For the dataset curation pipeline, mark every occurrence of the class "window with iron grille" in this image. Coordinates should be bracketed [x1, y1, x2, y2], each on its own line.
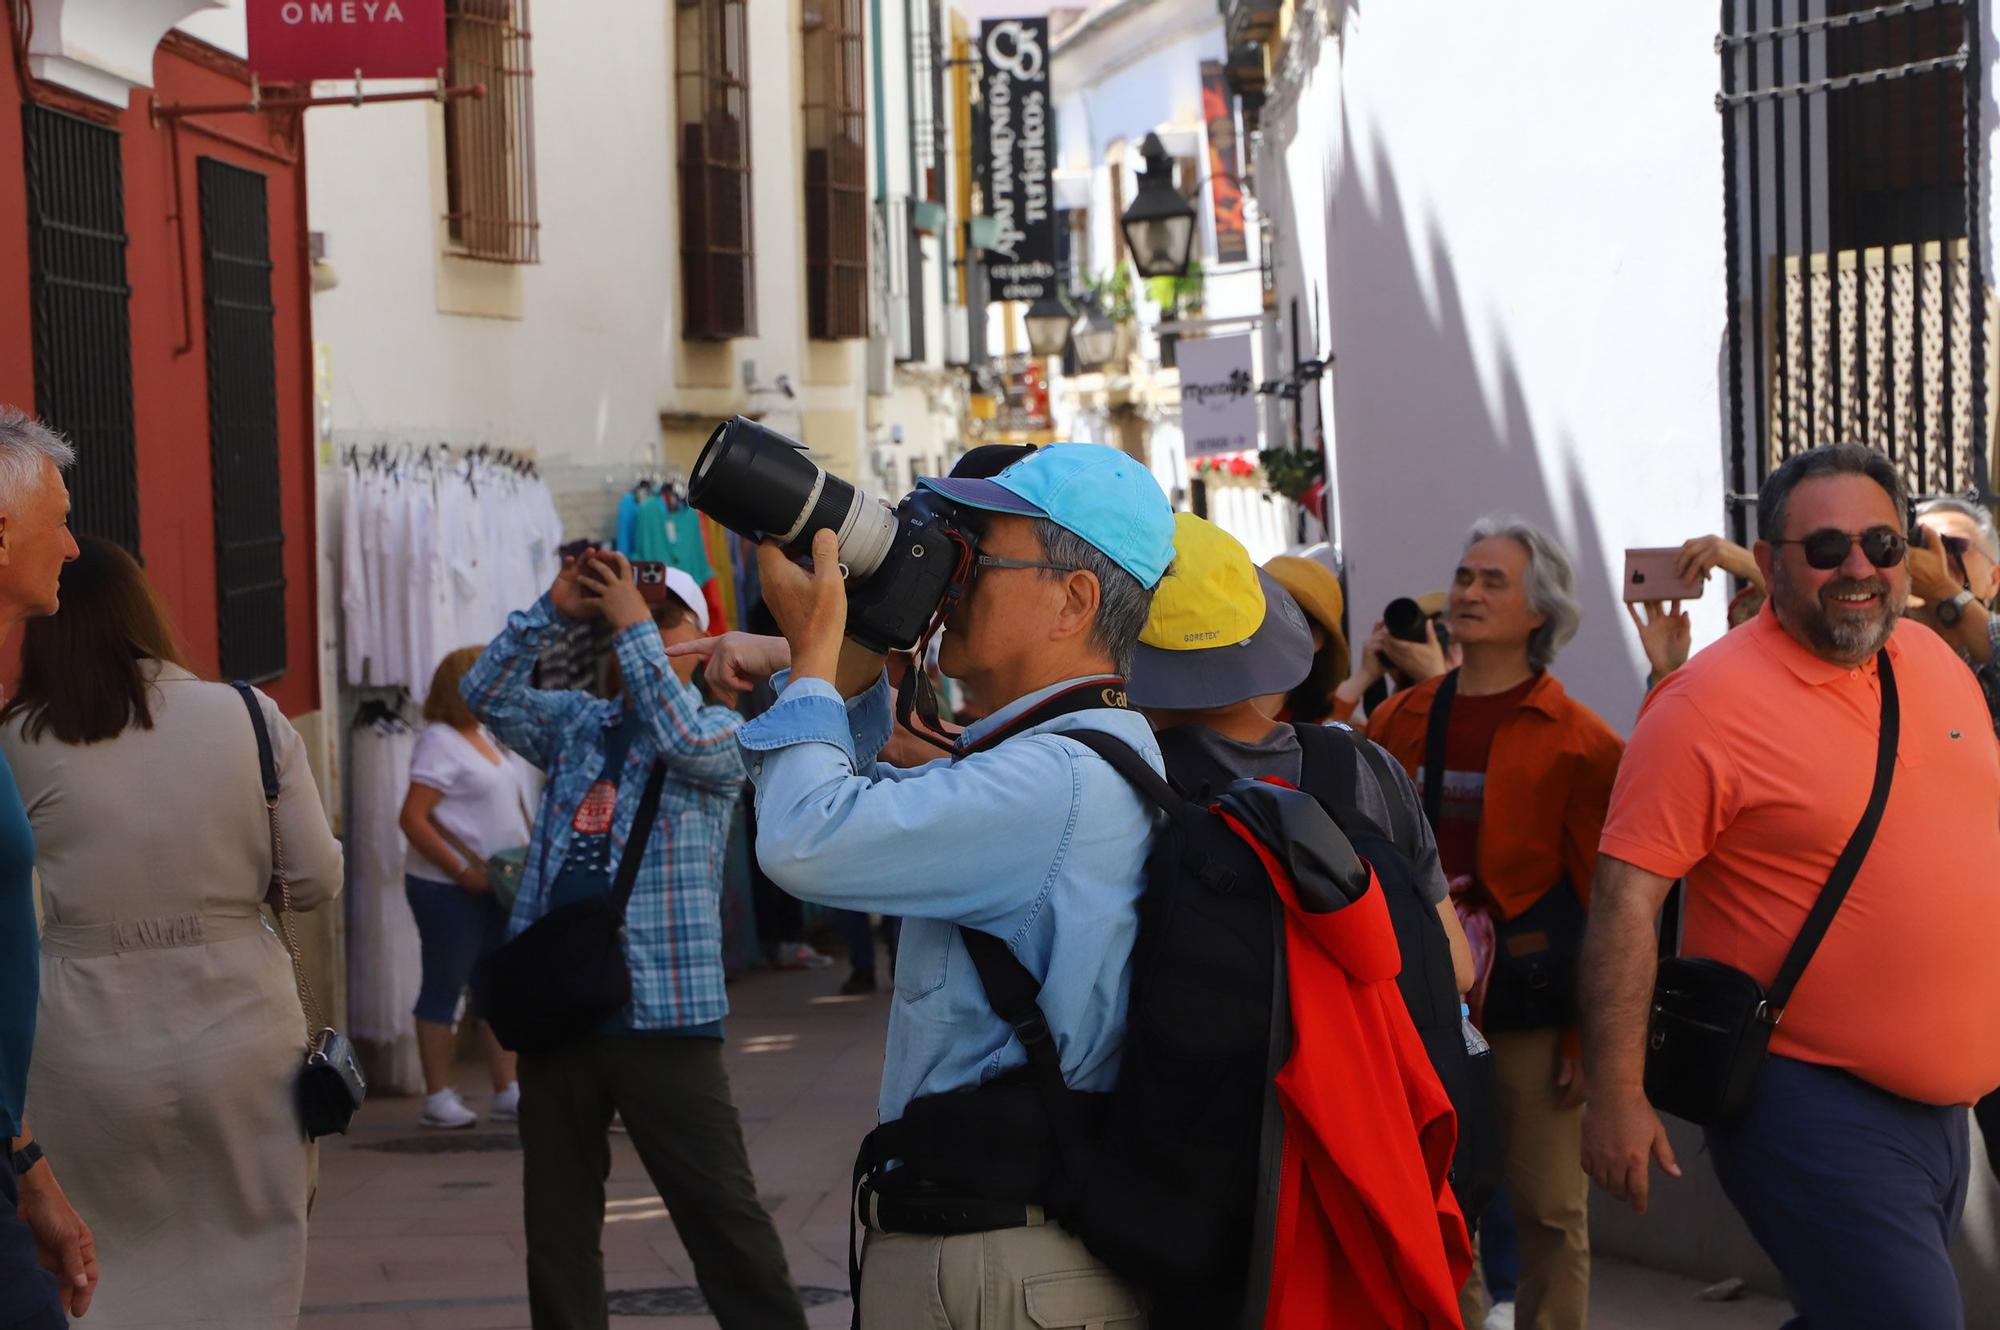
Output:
[678, 0, 756, 340]
[200, 158, 288, 684]
[1719, 0, 1988, 538]
[23, 106, 140, 553]
[805, 0, 866, 340]
[444, 0, 539, 264]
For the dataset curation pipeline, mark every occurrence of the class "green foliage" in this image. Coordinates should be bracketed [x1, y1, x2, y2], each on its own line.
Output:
[1146, 257, 1206, 318]
[1086, 266, 1137, 324]
[1258, 445, 1323, 502]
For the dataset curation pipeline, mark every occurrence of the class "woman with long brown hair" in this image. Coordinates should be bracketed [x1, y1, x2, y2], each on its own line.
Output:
[0, 536, 343, 1327]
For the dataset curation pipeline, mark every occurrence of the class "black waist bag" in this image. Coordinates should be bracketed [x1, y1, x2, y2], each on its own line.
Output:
[1421, 670, 1585, 1033]
[479, 762, 666, 1055]
[1645, 649, 1897, 1125]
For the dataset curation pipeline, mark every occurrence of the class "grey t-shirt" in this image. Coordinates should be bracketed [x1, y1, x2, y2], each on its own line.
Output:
[1158, 722, 1449, 906]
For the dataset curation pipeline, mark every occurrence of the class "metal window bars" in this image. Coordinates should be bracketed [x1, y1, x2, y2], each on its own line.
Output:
[1719, 0, 1990, 542]
[805, 0, 868, 340]
[199, 157, 289, 685]
[444, 0, 540, 264]
[23, 105, 143, 554]
[678, 0, 757, 340]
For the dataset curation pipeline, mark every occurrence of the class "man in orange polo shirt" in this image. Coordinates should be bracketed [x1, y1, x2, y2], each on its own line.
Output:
[1581, 445, 2000, 1328]
[1368, 516, 1623, 1330]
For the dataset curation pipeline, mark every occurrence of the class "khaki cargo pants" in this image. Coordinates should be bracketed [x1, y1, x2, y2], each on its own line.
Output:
[859, 1210, 1147, 1329]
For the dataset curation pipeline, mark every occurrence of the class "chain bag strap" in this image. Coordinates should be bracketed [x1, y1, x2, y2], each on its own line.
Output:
[233, 683, 366, 1136]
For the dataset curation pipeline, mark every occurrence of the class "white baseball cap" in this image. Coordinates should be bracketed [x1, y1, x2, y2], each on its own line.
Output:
[662, 566, 708, 632]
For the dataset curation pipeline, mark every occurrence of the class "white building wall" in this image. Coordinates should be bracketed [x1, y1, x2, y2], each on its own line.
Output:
[1261, 0, 1729, 732]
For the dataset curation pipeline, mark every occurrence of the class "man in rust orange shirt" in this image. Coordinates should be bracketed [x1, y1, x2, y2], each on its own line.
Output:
[1368, 516, 1623, 1330]
[1582, 445, 2000, 1328]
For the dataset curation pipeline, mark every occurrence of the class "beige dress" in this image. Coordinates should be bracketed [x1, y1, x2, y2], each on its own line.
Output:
[1, 662, 344, 1329]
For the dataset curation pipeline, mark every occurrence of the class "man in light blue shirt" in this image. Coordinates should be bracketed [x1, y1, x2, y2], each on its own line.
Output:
[711, 444, 1174, 1328]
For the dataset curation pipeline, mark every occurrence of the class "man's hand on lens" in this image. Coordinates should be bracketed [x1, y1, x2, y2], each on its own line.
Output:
[1580, 1086, 1681, 1214]
[758, 531, 849, 683]
[578, 551, 651, 631]
[17, 1162, 97, 1316]
[1379, 619, 1450, 682]
[549, 554, 597, 622]
[1906, 528, 1962, 610]
[664, 632, 793, 692]
[1627, 600, 1691, 681]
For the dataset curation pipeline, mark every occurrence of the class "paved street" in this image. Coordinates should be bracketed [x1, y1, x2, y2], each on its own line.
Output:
[301, 965, 1789, 1330]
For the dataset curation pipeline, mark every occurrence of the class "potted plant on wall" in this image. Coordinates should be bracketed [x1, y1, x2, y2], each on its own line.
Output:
[1146, 256, 1205, 369]
[1087, 266, 1138, 369]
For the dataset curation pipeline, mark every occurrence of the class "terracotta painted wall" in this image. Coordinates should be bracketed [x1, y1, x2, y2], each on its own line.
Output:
[0, 22, 319, 716]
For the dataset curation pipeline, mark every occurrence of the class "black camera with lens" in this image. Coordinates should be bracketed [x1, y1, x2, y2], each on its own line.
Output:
[690, 417, 971, 653]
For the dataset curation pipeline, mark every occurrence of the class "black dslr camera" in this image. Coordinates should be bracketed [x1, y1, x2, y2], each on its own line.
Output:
[689, 417, 972, 653]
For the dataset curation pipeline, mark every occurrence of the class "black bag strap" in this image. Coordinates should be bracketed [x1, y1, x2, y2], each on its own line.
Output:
[1763, 649, 1898, 1021]
[1299, 722, 1414, 847]
[237, 680, 280, 799]
[1058, 727, 1183, 815]
[610, 761, 670, 917]
[1292, 721, 1364, 825]
[1421, 670, 1459, 827]
[232, 682, 322, 1045]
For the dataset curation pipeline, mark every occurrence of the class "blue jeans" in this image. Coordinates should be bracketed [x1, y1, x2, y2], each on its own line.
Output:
[1706, 1055, 1970, 1330]
[406, 874, 508, 1025]
[0, 1150, 64, 1330]
[1480, 1188, 1522, 1304]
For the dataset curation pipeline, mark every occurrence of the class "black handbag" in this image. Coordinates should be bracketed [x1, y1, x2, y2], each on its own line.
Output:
[1644, 649, 1899, 1125]
[477, 760, 668, 1055]
[233, 683, 368, 1140]
[1422, 670, 1585, 1032]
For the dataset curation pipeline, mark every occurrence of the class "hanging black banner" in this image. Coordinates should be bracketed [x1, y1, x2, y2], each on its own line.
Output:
[979, 17, 1057, 303]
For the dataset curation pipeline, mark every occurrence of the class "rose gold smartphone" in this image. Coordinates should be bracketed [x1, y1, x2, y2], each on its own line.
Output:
[1622, 548, 1704, 603]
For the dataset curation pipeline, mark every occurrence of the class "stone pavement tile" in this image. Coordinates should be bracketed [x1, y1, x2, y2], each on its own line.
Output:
[1589, 1254, 1788, 1328]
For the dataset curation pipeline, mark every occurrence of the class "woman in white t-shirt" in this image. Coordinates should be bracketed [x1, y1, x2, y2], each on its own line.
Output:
[399, 646, 534, 1128]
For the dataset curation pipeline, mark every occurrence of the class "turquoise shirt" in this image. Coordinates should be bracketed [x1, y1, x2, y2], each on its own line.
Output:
[738, 674, 1162, 1123]
[0, 750, 36, 1138]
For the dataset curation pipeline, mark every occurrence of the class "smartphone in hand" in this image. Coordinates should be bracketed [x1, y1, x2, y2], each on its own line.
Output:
[1622, 548, 1704, 603]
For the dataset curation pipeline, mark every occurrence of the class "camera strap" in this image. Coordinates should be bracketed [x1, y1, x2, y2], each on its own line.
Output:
[956, 677, 1130, 756]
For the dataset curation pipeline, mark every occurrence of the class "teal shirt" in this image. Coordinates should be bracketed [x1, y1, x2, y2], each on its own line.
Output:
[0, 750, 37, 1138]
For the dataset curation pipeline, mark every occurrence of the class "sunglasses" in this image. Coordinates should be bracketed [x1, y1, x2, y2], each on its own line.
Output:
[1768, 526, 1908, 571]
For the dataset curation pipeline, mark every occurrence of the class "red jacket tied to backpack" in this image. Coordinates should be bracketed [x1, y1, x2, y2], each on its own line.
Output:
[1222, 812, 1474, 1328]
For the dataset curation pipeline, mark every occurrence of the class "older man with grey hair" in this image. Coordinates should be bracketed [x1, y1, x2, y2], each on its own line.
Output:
[1363, 514, 1623, 1330]
[0, 406, 91, 1327]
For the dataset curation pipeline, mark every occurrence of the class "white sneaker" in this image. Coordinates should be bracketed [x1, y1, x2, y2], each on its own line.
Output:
[420, 1088, 479, 1129]
[773, 942, 834, 971]
[1484, 1302, 1516, 1330]
[489, 1083, 520, 1122]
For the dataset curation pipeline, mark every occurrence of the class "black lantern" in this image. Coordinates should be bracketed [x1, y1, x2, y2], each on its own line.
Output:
[1071, 297, 1118, 371]
[1023, 293, 1074, 358]
[1119, 132, 1198, 280]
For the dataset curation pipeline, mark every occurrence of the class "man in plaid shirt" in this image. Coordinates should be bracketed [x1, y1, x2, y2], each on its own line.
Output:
[463, 550, 805, 1330]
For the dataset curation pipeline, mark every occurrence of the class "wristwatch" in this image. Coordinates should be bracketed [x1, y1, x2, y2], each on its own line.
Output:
[1937, 589, 1976, 626]
[10, 1140, 43, 1177]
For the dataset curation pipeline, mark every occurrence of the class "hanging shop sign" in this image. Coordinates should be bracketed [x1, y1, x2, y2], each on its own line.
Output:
[1178, 334, 1260, 457]
[979, 17, 1058, 303]
[1200, 60, 1249, 264]
[248, 0, 447, 82]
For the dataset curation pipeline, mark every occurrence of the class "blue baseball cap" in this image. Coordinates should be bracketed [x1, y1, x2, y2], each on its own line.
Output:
[919, 443, 1176, 588]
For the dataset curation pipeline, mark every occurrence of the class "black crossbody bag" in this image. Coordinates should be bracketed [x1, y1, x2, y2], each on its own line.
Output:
[234, 683, 367, 1139]
[1645, 650, 1898, 1125]
[478, 760, 667, 1055]
[1423, 670, 1587, 1032]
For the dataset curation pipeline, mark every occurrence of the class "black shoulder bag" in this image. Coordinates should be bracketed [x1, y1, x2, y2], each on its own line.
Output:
[234, 683, 368, 1139]
[478, 760, 668, 1055]
[1645, 650, 1898, 1125]
[1422, 670, 1587, 1031]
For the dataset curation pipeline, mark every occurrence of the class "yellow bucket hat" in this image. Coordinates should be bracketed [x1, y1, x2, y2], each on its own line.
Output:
[1128, 514, 1315, 709]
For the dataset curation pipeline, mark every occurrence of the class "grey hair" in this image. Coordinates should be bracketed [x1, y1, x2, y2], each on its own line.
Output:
[1757, 444, 1907, 543]
[1032, 518, 1154, 675]
[0, 407, 74, 511]
[1915, 497, 2000, 561]
[1464, 513, 1581, 672]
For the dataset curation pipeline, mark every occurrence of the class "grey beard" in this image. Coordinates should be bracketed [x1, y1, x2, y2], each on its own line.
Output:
[1770, 561, 1905, 666]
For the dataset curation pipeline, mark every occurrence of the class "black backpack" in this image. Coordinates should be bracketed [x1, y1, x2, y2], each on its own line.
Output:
[1289, 723, 1502, 1227]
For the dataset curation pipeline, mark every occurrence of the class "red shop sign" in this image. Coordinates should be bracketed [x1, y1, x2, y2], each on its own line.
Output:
[247, 0, 447, 82]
